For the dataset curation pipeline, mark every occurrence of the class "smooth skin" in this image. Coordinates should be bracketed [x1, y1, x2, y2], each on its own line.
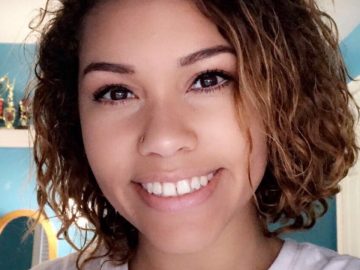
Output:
[78, 0, 282, 269]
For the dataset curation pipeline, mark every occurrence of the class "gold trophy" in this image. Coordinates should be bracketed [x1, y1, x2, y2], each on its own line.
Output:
[2, 76, 16, 129]
[0, 75, 9, 125]
[0, 97, 4, 122]
[19, 98, 30, 128]
[0, 75, 16, 128]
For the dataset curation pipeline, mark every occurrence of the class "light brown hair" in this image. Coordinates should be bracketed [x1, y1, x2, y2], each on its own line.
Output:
[30, 0, 358, 268]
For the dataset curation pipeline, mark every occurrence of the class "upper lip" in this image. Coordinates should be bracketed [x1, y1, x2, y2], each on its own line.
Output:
[133, 168, 219, 184]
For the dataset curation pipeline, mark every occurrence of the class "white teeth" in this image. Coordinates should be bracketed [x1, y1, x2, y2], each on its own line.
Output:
[152, 182, 162, 195]
[176, 180, 191, 195]
[200, 175, 208, 186]
[190, 176, 201, 190]
[140, 170, 217, 197]
[146, 183, 153, 194]
[162, 182, 177, 197]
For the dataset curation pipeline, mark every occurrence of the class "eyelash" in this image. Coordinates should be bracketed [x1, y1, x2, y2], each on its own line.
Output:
[92, 69, 234, 105]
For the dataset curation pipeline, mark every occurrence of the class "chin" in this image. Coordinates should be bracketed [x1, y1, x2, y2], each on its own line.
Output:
[142, 225, 220, 255]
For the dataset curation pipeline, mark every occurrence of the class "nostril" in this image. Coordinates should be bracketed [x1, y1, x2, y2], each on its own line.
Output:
[139, 135, 145, 144]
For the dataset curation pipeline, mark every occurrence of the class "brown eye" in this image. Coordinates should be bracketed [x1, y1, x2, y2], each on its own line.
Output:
[94, 85, 135, 101]
[191, 70, 232, 92]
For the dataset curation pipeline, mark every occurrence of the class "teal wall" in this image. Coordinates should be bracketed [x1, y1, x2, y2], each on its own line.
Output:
[341, 24, 360, 78]
[0, 147, 76, 259]
[0, 23, 359, 263]
[0, 45, 77, 259]
[0, 148, 36, 214]
[0, 43, 35, 122]
[282, 199, 337, 249]
[0, 217, 34, 270]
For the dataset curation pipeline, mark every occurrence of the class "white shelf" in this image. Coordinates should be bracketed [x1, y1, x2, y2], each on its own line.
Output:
[0, 128, 33, 148]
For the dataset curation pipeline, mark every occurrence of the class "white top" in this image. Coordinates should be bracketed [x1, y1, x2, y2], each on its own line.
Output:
[31, 240, 360, 270]
[268, 240, 360, 270]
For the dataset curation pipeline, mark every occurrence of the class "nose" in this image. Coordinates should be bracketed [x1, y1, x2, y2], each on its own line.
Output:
[138, 104, 197, 158]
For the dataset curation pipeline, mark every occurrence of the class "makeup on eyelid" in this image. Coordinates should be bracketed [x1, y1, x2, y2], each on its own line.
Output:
[92, 69, 235, 105]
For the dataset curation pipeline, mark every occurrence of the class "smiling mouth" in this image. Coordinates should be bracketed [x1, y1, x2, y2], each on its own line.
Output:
[139, 169, 220, 198]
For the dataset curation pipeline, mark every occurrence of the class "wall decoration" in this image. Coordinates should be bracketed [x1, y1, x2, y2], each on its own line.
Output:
[0, 75, 16, 129]
[18, 98, 30, 129]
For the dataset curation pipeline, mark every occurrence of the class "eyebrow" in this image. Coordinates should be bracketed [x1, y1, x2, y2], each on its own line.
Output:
[83, 62, 135, 76]
[82, 45, 235, 76]
[179, 45, 235, 66]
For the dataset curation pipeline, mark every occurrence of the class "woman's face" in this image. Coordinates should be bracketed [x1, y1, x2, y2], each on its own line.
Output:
[78, 0, 267, 254]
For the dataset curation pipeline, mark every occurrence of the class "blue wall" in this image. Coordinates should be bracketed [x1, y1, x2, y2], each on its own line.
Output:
[0, 148, 36, 214]
[0, 43, 35, 107]
[0, 216, 34, 270]
[341, 24, 360, 78]
[0, 147, 76, 258]
[0, 44, 76, 258]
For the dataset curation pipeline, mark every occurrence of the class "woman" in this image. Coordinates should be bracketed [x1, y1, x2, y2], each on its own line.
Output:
[30, 0, 360, 269]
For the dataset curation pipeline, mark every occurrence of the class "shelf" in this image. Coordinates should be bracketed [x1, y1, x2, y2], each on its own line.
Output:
[0, 128, 33, 148]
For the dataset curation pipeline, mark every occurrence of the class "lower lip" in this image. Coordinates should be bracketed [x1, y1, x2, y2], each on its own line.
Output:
[133, 168, 223, 212]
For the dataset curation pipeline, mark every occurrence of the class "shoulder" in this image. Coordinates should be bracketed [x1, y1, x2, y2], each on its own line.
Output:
[270, 239, 360, 270]
[30, 253, 128, 270]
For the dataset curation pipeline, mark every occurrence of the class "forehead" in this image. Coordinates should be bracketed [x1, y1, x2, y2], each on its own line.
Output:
[79, 0, 231, 67]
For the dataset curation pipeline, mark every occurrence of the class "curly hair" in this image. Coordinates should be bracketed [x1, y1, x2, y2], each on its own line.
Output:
[30, 0, 359, 268]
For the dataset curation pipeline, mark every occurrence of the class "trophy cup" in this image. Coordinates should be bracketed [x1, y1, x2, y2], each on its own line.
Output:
[3, 79, 16, 129]
[0, 75, 9, 126]
[0, 98, 4, 122]
[19, 98, 30, 128]
[0, 75, 18, 129]
[4, 97, 15, 129]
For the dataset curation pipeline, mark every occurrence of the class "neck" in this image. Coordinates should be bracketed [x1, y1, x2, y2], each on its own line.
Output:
[129, 205, 283, 270]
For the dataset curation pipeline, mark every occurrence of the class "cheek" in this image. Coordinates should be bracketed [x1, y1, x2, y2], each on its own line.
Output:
[79, 110, 142, 219]
[202, 98, 268, 191]
[249, 126, 268, 189]
[79, 105, 139, 188]
[242, 104, 268, 191]
[196, 98, 250, 167]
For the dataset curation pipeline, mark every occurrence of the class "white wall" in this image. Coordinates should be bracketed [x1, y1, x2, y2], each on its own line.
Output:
[337, 76, 360, 257]
[0, 0, 47, 43]
[0, 1, 359, 43]
[317, 0, 360, 40]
